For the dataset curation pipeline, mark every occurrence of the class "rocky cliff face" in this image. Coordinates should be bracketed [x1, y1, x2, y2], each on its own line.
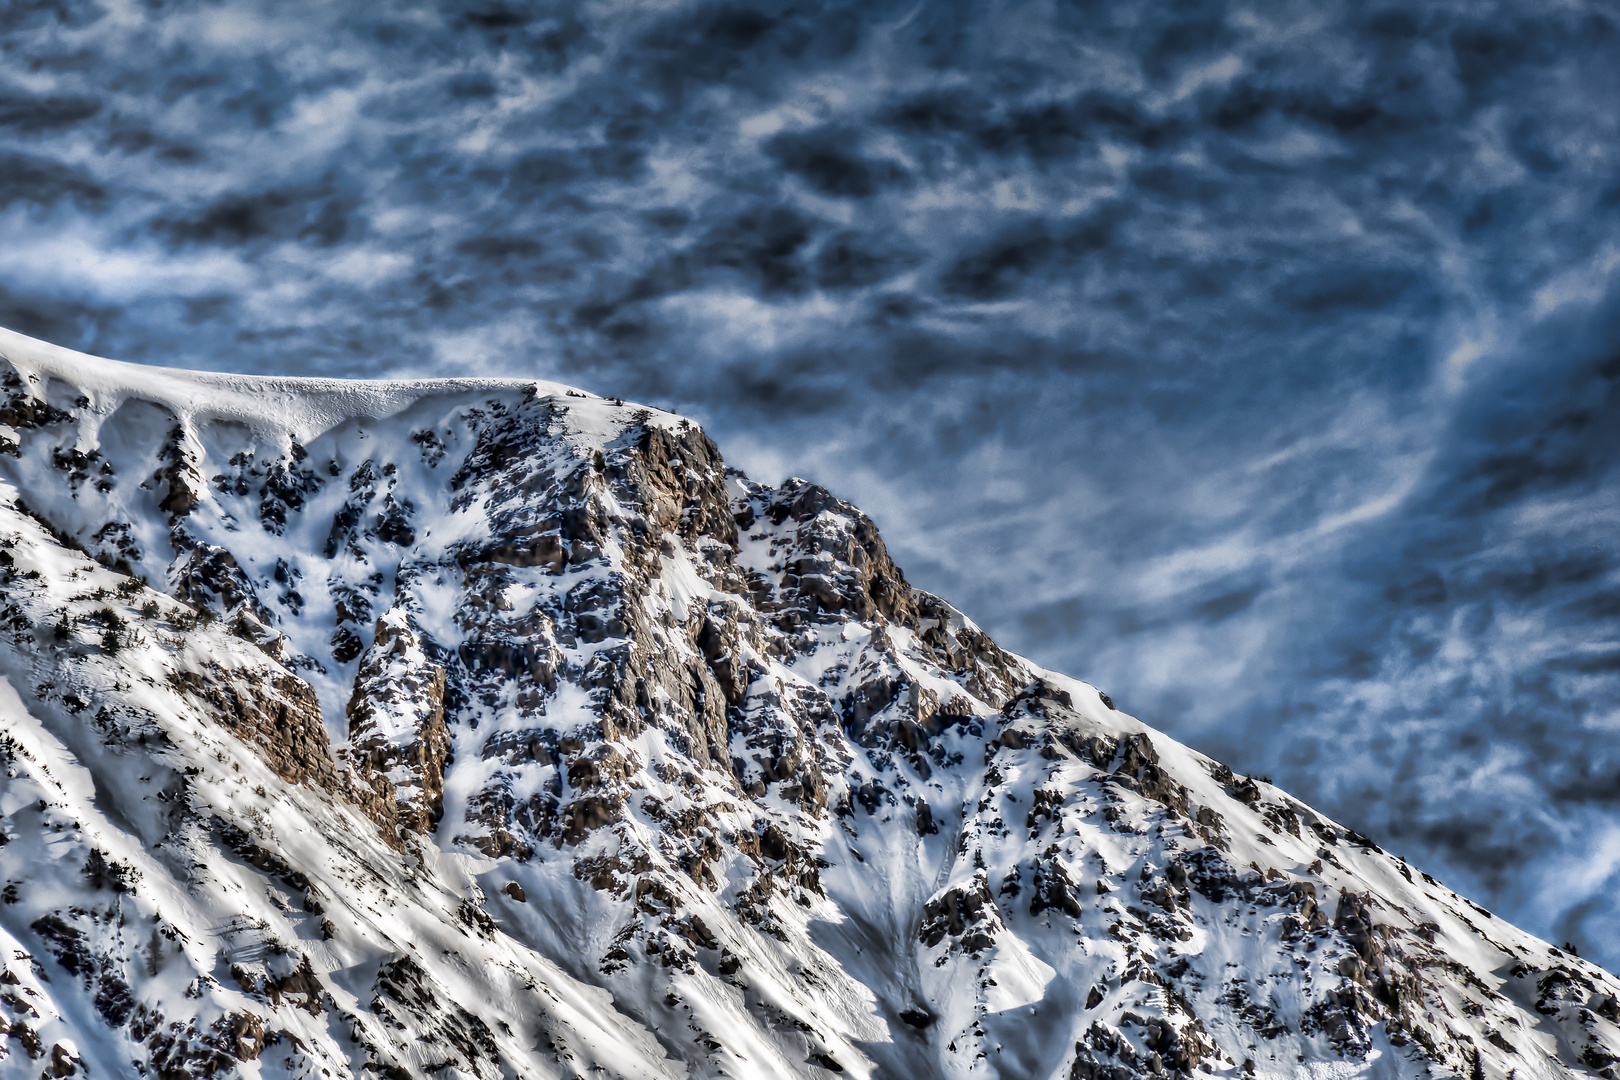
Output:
[0, 325, 1615, 1080]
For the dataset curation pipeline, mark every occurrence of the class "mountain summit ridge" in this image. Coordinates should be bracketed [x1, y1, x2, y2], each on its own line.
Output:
[0, 326, 1613, 1080]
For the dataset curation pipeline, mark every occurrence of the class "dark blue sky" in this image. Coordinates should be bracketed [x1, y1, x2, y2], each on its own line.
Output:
[4, 0, 1620, 965]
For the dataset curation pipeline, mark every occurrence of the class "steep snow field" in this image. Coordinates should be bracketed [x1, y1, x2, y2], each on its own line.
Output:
[0, 325, 1615, 1079]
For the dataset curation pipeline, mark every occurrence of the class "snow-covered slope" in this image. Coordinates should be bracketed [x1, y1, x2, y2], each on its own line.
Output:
[0, 325, 1614, 1080]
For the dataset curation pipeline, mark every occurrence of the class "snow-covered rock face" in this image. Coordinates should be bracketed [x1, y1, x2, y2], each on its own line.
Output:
[0, 325, 1615, 1080]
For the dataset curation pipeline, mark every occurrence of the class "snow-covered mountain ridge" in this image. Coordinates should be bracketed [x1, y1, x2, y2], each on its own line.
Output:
[0, 324, 1613, 1080]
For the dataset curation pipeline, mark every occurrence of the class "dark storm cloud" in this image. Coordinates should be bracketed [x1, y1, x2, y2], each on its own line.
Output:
[157, 177, 361, 247]
[0, 89, 101, 132]
[693, 205, 821, 295]
[766, 126, 906, 198]
[4, 0, 1620, 963]
[0, 149, 105, 208]
[938, 211, 1124, 301]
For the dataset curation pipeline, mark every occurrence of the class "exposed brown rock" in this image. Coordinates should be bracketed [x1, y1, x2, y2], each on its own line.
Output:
[345, 612, 453, 833]
[167, 666, 337, 790]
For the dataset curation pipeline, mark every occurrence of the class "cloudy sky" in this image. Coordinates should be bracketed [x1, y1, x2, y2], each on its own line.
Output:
[5, 0, 1620, 964]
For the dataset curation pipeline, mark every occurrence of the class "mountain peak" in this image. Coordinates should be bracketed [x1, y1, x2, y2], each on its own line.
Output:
[0, 326, 1614, 1079]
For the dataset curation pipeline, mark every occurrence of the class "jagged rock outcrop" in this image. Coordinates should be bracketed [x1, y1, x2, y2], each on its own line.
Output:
[0, 325, 1614, 1080]
[346, 610, 453, 833]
